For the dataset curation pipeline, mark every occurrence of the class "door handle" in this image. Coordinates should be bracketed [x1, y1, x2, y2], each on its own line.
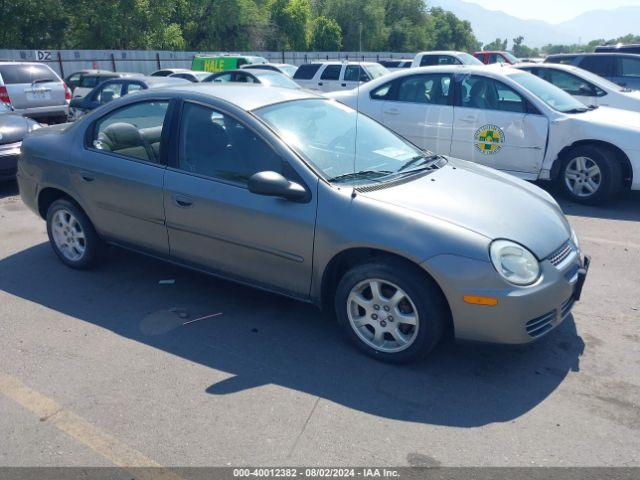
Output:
[318, 82, 324, 86]
[172, 194, 193, 208]
[341, 83, 347, 87]
[459, 116, 476, 124]
[384, 108, 400, 115]
[79, 171, 95, 182]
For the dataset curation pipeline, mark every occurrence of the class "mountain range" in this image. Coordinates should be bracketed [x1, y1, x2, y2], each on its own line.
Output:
[431, 0, 640, 48]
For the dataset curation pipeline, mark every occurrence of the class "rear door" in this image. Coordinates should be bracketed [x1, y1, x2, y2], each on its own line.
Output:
[292, 64, 322, 89]
[381, 72, 454, 154]
[163, 101, 317, 296]
[450, 74, 547, 175]
[317, 64, 343, 92]
[74, 99, 172, 254]
[0, 63, 64, 109]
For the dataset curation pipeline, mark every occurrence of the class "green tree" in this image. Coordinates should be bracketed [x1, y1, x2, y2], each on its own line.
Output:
[512, 36, 538, 58]
[316, 0, 388, 51]
[385, 0, 434, 51]
[430, 7, 480, 51]
[310, 16, 343, 51]
[483, 38, 508, 51]
[269, 0, 312, 50]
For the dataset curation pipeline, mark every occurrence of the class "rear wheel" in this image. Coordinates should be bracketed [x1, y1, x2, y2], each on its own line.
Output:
[46, 199, 101, 269]
[558, 145, 623, 205]
[334, 261, 447, 363]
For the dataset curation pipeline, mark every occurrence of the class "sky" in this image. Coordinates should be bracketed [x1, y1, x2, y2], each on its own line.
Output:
[458, 0, 640, 23]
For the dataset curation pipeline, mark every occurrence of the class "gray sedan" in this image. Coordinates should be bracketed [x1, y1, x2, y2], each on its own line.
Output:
[18, 84, 589, 362]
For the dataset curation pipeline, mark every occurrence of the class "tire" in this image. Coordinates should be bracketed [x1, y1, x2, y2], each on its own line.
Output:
[46, 198, 101, 269]
[558, 145, 623, 205]
[334, 261, 447, 363]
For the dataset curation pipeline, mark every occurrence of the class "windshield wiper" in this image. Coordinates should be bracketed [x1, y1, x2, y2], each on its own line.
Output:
[563, 107, 589, 114]
[328, 170, 393, 183]
[398, 154, 441, 172]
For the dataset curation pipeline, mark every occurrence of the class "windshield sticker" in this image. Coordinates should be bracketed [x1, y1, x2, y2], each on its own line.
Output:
[373, 146, 416, 161]
[474, 125, 505, 155]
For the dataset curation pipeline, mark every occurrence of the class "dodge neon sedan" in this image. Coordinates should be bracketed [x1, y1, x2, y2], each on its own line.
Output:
[18, 84, 589, 362]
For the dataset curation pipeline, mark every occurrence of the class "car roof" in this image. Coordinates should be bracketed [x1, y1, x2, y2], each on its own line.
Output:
[106, 76, 190, 87]
[161, 84, 319, 110]
[548, 52, 640, 58]
[417, 51, 467, 56]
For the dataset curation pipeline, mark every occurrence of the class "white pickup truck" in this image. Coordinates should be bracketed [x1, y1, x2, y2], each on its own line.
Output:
[292, 61, 388, 93]
[329, 64, 640, 204]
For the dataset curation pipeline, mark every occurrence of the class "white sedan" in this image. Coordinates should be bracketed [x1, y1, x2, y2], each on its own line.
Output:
[516, 62, 640, 113]
[328, 65, 640, 204]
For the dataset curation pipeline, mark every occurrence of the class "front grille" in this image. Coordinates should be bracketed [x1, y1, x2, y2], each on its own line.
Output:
[525, 296, 574, 338]
[561, 297, 575, 319]
[547, 241, 573, 266]
[526, 310, 556, 337]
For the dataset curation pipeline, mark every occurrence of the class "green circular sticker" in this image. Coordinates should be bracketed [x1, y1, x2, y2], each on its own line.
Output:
[474, 124, 505, 155]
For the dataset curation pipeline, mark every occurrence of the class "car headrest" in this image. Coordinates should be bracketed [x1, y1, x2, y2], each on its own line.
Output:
[101, 122, 143, 149]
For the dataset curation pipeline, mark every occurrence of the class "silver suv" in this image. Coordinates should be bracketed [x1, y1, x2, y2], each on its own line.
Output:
[0, 62, 70, 123]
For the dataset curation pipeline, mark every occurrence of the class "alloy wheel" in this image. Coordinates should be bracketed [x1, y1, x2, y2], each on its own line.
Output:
[347, 278, 419, 353]
[51, 209, 86, 262]
[564, 156, 602, 198]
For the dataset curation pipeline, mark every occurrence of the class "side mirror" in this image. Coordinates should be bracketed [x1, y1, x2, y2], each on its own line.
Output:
[248, 171, 307, 202]
[69, 97, 83, 108]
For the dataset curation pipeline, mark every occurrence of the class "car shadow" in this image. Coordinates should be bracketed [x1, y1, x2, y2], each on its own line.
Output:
[537, 182, 640, 222]
[0, 180, 18, 199]
[0, 243, 584, 428]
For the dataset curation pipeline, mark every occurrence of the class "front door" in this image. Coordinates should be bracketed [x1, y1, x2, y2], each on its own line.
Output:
[163, 101, 317, 297]
[75, 99, 171, 254]
[450, 74, 548, 175]
[381, 72, 454, 155]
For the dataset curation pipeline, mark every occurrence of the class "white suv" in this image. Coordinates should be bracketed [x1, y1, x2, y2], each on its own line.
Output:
[292, 61, 389, 92]
[0, 62, 70, 123]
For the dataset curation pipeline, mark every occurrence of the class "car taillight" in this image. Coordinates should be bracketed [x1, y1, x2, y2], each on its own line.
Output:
[0, 86, 11, 105]
[64, 83, 71, 101]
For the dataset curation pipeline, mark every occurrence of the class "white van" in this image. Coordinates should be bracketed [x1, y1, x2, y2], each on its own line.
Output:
[292, 61, 389, 92]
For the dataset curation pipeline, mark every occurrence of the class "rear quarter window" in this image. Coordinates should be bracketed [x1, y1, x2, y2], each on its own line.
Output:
[293, 64, 321, 80]
[0, 64, 58, 84]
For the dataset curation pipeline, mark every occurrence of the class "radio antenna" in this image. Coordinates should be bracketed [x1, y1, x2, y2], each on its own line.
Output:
[352, 23, 363, 199]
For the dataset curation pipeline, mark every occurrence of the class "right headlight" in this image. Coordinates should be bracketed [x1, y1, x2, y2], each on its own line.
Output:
[490, 239, 541, 286]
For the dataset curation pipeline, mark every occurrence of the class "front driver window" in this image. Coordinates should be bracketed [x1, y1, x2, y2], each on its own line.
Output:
[541, 69, 594, 96]
[91, 101, 169, 163]
[177, 102, 283, 185]
[461, 76, 525, 113]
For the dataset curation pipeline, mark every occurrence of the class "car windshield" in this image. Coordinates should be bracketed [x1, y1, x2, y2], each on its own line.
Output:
[460, 53, 483, 65]
[503, 52, 520, 63]
[277, 65, 298, 77]
[254, 99, 440, 183]
[256, 72, 300, 89]
[509, 72, 589, 113]
[364, 64, 389, 79]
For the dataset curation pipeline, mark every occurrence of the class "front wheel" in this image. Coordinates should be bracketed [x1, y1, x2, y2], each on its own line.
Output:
[334, 262, 447, 363]
[558, 145, 623, 205]
[46, 198, 101, 269]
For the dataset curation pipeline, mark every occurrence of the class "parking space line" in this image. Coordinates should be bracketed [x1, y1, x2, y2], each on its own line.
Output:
[0, 371, 182, 480]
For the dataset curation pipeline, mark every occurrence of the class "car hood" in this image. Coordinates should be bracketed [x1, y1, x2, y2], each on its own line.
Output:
[571, 105, 640, 132]
[0, 113, 34, 144]
[360, 158, 571, 259]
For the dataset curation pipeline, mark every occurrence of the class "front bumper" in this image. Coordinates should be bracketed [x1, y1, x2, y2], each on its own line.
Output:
[0, 141, 21, 180]
[423, 243, 588, 344]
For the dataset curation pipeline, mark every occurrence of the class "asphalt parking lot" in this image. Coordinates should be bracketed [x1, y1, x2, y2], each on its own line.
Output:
[0, 180, 638, 468]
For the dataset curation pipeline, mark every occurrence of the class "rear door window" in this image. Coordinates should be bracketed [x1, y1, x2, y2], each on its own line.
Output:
[91, 101, 170, 163]
[393, 74, 453, 105]
[0, 64, 57, 84]
[320, 65, 342, 80]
